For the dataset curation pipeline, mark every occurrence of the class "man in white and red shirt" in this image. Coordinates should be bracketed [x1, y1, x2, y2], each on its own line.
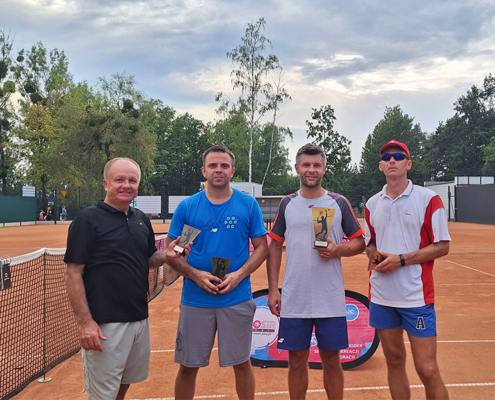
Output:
[365, 140, 451, 400]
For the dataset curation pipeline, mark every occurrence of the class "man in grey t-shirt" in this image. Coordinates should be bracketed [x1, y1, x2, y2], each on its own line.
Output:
[267, 143, 365, 399]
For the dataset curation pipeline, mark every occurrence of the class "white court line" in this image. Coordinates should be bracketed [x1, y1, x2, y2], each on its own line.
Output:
[444, 260, 495, 278]
[404, 339, 495, 344]
[151, 340, 495, 353]
[152, 348, 218, 353]
[128, 382, 495, 400]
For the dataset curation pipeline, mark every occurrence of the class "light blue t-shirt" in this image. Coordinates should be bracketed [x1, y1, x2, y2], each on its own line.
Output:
[168, 188, 266, 308]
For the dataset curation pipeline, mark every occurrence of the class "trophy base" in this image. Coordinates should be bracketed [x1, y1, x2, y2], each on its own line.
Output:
[314, 240, 328, 248]
[174, 245, 185, 254]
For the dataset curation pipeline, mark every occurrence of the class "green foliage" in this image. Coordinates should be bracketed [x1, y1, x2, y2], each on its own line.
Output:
[359, 106, 428, 196]
[206, 110, 292, 193]
[150, 109, 211, 190]
[6, 27, 495, 213]
[425, 74, 495, 179]
[217, 17, 284, 182]
[13, 43, 73, 107]
[306, 105, 352, 193]
[480, 136, 495, 163]
[0, 29, 21, 194]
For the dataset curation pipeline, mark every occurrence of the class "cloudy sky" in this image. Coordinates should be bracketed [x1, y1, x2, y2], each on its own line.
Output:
[3, 0, 495, 166]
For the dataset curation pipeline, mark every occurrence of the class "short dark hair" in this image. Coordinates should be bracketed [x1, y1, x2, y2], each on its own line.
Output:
[202, 144, 235, 167]
[295, 143, 326, 166]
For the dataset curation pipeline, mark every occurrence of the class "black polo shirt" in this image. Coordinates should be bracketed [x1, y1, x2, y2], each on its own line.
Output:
[64, 200, 157, 323]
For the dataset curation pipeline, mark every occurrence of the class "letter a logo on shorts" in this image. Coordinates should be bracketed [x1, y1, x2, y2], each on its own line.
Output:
[416, 317, 426, 330]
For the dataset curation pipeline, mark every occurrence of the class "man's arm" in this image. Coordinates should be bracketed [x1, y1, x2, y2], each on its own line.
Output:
[163, 235, 222, 295]
[315, 235, 366, 261]
[65, 263, 106, 352]
[374, 241, 450, 274]
[218, 235, 269, 294]
[148, 236, 191, 269]
[266, 239, 283, 317]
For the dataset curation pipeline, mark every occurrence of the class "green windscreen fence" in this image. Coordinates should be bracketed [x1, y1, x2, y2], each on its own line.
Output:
[0, 197, 37, 223]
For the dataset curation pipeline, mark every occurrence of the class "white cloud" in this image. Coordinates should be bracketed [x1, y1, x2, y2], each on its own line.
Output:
[3, 0, 495, 166]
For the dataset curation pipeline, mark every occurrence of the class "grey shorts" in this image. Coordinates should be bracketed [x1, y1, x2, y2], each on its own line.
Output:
[175, 300, 256, 368]
[82, 319, 150, 400]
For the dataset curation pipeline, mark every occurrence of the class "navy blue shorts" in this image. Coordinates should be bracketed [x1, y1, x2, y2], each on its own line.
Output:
[369, 303, 437, 338]
[277, 317, 348, 351]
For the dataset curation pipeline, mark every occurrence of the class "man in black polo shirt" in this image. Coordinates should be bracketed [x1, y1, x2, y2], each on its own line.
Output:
[65, 157, 188, 400]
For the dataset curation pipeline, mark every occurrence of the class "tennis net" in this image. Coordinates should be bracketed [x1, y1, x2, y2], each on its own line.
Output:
[0, 234, 179, 400]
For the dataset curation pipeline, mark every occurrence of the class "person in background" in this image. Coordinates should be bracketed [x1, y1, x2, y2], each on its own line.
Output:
[45, 206, 52, 221]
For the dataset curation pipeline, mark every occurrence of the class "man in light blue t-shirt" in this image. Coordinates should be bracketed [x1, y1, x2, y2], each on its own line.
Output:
[165, 144, 268, 400]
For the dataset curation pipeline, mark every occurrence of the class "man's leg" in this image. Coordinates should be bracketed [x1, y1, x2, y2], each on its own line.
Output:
[319, 349, 343, 400]
[175, 365, 199, 400]
[232, 360, 255, 400]
[288, 349, 310, 400]
[116, 383, 130, 400]
[378, 327, 411, 400]
[408, 334, 449, 400]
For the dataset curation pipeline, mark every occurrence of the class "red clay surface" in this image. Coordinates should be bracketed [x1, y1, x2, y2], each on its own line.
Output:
[4, 221, 495, 399]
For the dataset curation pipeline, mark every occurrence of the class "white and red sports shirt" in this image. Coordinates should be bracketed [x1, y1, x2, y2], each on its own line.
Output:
[364, 180, 451, 308]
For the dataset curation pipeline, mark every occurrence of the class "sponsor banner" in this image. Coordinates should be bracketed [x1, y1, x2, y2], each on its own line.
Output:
[250, 289, 379, 370]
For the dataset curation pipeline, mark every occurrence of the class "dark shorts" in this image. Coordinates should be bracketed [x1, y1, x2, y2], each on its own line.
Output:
[277, 317, 348, 351]
[369, 303, 437, 337]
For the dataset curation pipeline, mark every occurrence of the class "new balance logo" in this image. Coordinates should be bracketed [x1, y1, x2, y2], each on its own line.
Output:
[416, 317, 426, 330]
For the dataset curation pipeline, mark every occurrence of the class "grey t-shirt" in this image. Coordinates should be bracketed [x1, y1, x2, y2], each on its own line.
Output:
[270, 191, 363, 318]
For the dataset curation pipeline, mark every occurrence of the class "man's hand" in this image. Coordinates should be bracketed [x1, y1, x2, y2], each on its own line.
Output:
[314, 238, 339, 261]
[191, 269, 222, 294]
[216, 270, 243, 294]
[78, 320, 107, 352]
[374, 252, 401, 273]
[166, 236, 192, 259]
[268, 291, 281, 317]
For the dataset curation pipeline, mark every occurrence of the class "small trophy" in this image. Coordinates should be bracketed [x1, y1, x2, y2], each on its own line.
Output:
[211, 257, 231, 286]
[368, 249, 385, 271]
[312, 207, 335, 248]
[174, 224, 201, 254]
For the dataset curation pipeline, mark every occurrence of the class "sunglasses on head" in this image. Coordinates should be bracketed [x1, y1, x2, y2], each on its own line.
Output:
[381, 153, 408, 162]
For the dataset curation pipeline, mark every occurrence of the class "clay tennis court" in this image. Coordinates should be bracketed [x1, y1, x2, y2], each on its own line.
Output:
[3, 221, 495, 399]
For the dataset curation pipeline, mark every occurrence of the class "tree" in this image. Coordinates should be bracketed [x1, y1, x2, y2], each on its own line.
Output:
[0, 29, 21, 194]
[359, 106, 428, 197]
[206, 110, 251, 180]
[254, 123, 293, 194]
[151, 111, 210, 189]
[56, 73, 158, 203]
[216, 17, 282, 182]
[480, 136, 495, 165]
[425, 74, 495, 179]
[12, 42, 72, 107]
[13, 42, 74, 209]
[206, 108, 292, 192]
[306, 105, 352, 193]
[262, 70, 291, 186]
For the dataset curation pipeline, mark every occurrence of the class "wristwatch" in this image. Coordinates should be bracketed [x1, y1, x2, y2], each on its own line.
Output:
[399, 254, 406, 267]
